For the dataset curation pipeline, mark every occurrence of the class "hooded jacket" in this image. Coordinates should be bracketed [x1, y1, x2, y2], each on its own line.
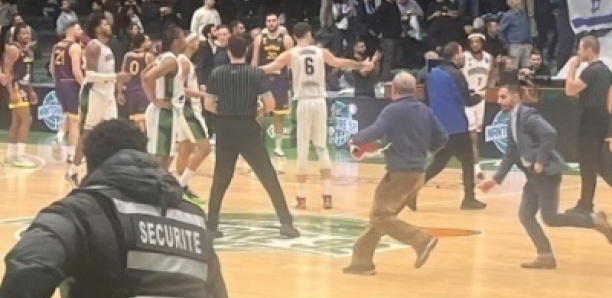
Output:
[0, 149, 228, 298]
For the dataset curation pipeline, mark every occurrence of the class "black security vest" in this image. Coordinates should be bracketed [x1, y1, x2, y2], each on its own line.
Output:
[63, 187, 215, 298]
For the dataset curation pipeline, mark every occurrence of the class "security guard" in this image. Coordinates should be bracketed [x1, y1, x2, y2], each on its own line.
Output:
[0, 119, 228, 298]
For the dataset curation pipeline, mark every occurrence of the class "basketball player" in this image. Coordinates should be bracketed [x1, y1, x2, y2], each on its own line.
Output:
[117, 33, 154, 133]
[66, 14, 129, 187]
[251, 13, 294, 157]
[141, 23, 187, 169]
[175, 32, 212, 204]
[49, 21, 84, 163]
[462, 32, 495, 179]
[3, 24, 37, 168]
[261, 22, 373, 209]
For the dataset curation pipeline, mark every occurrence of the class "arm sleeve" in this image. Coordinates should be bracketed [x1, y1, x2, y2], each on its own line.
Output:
[529, 113, 558, 165]
[353, 107, 392, 145]
[493, 139, 518, 184]
[429, 110, 448, 153]
[0, 204, 82, 298]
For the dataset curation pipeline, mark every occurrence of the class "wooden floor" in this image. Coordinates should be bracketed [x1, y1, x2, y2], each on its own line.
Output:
[1, 144, 612, 298]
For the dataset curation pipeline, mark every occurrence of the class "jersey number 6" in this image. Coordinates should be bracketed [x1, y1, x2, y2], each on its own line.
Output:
[305, 57, 314, 75]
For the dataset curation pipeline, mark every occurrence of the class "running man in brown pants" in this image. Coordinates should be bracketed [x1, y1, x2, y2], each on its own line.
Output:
[344, 72, 449, 275]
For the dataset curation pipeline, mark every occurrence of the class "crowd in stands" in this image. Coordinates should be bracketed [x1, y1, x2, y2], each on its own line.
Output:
[0, 0, 573, 90]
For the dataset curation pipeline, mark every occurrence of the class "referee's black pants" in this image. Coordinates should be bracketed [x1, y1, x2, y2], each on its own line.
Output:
[207, 116, 293, 231]
[424, 132, 476, 200]
[574, 108, 612, 211]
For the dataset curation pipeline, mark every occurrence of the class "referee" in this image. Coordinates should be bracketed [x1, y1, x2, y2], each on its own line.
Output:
[565, 36, 612, 214]
[204, 35, 300, 239]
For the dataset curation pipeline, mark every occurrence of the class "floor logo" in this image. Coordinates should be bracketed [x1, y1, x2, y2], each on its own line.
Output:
[37, 90, 65, 131]
[484, 111, 510, 154]
[11, 213, 480, 257]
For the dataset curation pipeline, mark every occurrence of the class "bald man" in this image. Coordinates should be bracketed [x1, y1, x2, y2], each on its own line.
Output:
[344, 72, 449, 275]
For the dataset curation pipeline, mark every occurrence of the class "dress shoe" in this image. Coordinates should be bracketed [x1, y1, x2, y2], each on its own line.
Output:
[280, 224, 300, 238]
[461, 198, 487, 210]
[521, 257, 557, 270]
[413, 237, 438, 268]
[593, 212, 612, 244]
[342, 264, 376, 275]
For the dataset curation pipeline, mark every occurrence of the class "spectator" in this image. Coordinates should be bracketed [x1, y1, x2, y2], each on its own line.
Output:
[5, 14, 37, 48]
[120, 1, 143, 34]
[92, 1, 114, 27]
[534, 0, 557, 62]
[458, 0, 479, 19]
[353, 0, 378, 57]
[417, 50, 440, 83]
[193, 23, 217, 85]
[230, 20, 246, 36]
[499, 0, 531, 68]
[375, 0, 402, 82]
[426, 0, 463, 52]
[397, 0, 425, 68]
[0, 0, 17, 56]
[213, 25, 231, 67]
[191, 0, 221, 41]
[320, 0, 333, 31]
[343, 40, 381, 98]
[555, 0, 573, 68]
[332, 0, 356, 56]
[527, 49, 551, 76]
[55, 0, 77, 36]
[483, 20, 506, 58]
[140, 0, 177, 40]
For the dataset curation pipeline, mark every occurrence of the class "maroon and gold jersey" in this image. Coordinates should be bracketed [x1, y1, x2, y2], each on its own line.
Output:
[124, 52, 148, 93]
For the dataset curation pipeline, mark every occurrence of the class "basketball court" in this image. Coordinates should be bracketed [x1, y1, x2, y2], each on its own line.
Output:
[0, 143, 611, 298]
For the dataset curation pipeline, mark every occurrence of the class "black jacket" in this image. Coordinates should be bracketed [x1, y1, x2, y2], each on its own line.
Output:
[0, 149, 228, 298]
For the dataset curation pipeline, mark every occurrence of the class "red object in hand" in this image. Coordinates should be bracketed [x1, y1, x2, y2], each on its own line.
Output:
[479, 180, 497, 193]
[350, 142, 389, 160]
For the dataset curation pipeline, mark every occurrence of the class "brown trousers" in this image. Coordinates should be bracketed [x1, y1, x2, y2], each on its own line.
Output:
[351, 171, 431, 266]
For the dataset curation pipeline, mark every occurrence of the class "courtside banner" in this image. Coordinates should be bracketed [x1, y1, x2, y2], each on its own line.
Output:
[569, 0, 612, 33]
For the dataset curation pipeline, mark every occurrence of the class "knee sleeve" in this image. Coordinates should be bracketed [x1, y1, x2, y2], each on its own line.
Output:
[315, 146, 331, 170]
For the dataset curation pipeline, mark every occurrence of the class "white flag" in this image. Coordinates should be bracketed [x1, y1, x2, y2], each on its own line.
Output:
[568, 0, 612, 33]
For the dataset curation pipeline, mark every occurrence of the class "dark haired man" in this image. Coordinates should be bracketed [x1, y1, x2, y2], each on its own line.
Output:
[252, 12, 294, 157]
[204, 35, 300, 239]
[0, 119, 229, 298]
[261, 22, 373, 210]
[3, 23, 37, 168]
[142, 23, 187, 169]
[481, 85, 612, 269]
[419, 41, 486, 211]
[66, 14, 129, 187]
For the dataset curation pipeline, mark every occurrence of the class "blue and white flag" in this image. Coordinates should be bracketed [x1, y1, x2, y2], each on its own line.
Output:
[569, 0, 612, 33]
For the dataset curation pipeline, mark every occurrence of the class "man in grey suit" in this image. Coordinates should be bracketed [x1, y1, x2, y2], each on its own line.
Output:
[481, 85, 612, 269]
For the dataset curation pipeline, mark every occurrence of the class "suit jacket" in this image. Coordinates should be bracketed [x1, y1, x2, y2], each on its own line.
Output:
[193, 40, 215, 86]
[493, 104, 567, 184]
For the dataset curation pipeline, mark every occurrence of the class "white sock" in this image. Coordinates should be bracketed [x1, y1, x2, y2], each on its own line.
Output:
[6, 143, 16, 158]
[16, 143, 26, 157]
[297, 183, 306, 198]
[275, 136, 282, 151]
[56, 130, 65, 141]
[322, 179, 332, 196]
[474, 163, 482, 174]
[180, 168, 194, 187]
[68, 146, 76, 157]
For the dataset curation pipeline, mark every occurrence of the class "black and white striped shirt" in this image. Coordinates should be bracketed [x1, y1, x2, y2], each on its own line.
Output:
[206, 63, 270, 116]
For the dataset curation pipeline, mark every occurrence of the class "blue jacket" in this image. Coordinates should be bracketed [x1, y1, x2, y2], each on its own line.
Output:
[353, 97, 448, 172]
[426, 62, 470, 135]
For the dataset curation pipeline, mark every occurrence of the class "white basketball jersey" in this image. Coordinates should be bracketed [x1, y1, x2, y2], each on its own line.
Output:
[88, 39, 116, 97]
[179, 53, 202, 112]
[155, 52, 184, 109]
[289, 45, 327, 99]
[462, 51, 492, 95]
